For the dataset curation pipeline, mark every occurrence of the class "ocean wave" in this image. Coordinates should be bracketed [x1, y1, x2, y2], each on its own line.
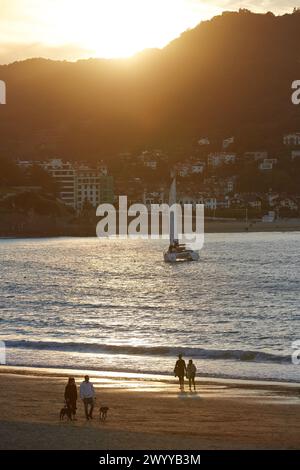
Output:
[4, 339, 290, 364]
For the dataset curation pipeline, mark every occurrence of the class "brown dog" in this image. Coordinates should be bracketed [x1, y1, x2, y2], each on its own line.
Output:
[99, 406, 109, 422]
[60, 405, 72, 421]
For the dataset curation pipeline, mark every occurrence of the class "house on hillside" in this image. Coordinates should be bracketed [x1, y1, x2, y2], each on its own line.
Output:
[216, 197, 231, 209]
[143, 190, 165, 208]
[191, 161, 206, 174]
[207, 152, 236, 167]
[283, 133, 300, 146]
[291, 150, 300, 160]
[230, 194, 246, 209]
[262, 211, 276, 222]
[278, 197, 299, 212]
[244, 151, 268, 161]
[176, 160, 205, 177]
[258, 159, 277, 171]
[198, 137, 210, 146]
[177, 163, 191, 177]
[137, 149, 168, 170]
[217, 176, 237, 195]
[243, 194, 262, 210]
[204, 198, 217, 210]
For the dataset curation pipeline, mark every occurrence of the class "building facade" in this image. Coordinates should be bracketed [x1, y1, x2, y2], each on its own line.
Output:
[74, 162, 113, 210]
[42, 159, 76, 208]
[258, 158, 277, 171]
[283, 133, 300, 145]
[207, 152, 236, 167]
[17, 158, 114, 211]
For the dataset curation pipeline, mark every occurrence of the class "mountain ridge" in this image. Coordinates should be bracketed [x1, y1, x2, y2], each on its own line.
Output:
[0, 10, 300, 159]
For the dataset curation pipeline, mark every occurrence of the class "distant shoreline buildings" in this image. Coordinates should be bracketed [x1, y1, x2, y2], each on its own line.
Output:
[1, 129, 299, 222]
[17, 158, 114, 211]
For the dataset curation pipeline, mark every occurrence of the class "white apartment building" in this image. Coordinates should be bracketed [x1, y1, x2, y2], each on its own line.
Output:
[204, 198, 217, 210]
[291, 150, 300, 160]
[218, 176, 236, 194]
[226, 178, 235, 193]
[279, 198, 298, 211]
[145, 161, 157, 169]
[75, 164, 99, 210]
[198, 137, 210, 146]
[258, 159, 277, 171]
[191, 162, 205, 174]
[177, 161, 205, 177]
[41, 159, 76, 208]
[207, 153, 236, 167]
[138, 150, 167, 170]
[262, 211, 276, 222]
[143, 191, 165, 207]
[17, 159, 113, 211]
[283, 133, 300, 145]
[178, 194, 204, 208]
[177, 164, 190, 177]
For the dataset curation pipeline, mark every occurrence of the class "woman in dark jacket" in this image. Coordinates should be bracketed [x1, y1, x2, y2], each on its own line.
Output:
[64, 377, 78, 419]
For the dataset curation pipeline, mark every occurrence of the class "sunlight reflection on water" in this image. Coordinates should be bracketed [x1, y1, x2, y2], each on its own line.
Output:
[0, 233, 299, 382]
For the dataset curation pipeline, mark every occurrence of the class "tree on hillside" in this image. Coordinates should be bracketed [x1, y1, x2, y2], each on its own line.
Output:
[0, 156, 23, 186]
[26, 164, 59, 195]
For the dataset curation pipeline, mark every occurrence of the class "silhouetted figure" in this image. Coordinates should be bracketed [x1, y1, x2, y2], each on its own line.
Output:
[174, 354, 186, 391]
[64, 377, 78, 419]
[80, 375, 95, 420]
[186, 359, 197, 391]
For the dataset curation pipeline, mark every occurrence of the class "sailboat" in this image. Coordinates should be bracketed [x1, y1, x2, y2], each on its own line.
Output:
[163, 175, 200, 262]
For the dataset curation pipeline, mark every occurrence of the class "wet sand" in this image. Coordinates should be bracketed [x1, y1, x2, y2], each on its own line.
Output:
[0, 367, 299, 449]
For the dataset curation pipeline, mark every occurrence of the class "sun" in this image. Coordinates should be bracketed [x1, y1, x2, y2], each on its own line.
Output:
[41, 0, 221, 59]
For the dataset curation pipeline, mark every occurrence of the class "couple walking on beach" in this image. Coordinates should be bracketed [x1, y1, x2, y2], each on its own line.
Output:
[64, 375, 96, 420]
[174, 354, 197, 392]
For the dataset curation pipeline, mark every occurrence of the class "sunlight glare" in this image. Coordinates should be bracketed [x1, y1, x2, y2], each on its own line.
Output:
[42, 0, 221, 58]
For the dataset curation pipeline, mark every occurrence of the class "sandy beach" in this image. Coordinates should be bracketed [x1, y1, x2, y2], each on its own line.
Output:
[0, 367, 299, 450]
[204, 219, 300, 233]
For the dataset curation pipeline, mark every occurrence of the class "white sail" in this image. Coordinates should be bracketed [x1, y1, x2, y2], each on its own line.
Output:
[169, 176, 176, 206]
[164, 173, 200, 262]
[169, 176, 177, 244]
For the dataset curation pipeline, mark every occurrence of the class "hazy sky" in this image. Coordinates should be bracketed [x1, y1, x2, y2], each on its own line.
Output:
[0, 0, 296, 64]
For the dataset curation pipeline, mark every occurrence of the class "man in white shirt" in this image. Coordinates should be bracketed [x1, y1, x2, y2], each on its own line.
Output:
[80, 375, 95, 420]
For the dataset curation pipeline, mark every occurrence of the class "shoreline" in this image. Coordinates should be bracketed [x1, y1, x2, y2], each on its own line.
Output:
[0, 365, 299, 450]
[1, 219, 300, 238]
[1, 364, 299, 389]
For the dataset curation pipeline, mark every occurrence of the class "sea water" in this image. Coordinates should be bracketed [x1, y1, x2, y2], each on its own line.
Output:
[0, 233, 299, 382]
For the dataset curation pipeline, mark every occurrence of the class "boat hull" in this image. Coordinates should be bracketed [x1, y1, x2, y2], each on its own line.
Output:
[164, 250, 199, 263]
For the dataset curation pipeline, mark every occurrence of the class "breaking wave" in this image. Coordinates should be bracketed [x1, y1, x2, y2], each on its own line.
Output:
[4, 339, 290, 365]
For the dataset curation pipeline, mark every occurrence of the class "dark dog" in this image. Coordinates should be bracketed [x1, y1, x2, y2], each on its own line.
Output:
[99, 406, 109, 422]
[60, 405, 72, 421]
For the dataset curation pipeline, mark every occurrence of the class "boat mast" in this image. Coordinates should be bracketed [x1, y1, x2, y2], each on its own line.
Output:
[169, 170, 177, 244]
